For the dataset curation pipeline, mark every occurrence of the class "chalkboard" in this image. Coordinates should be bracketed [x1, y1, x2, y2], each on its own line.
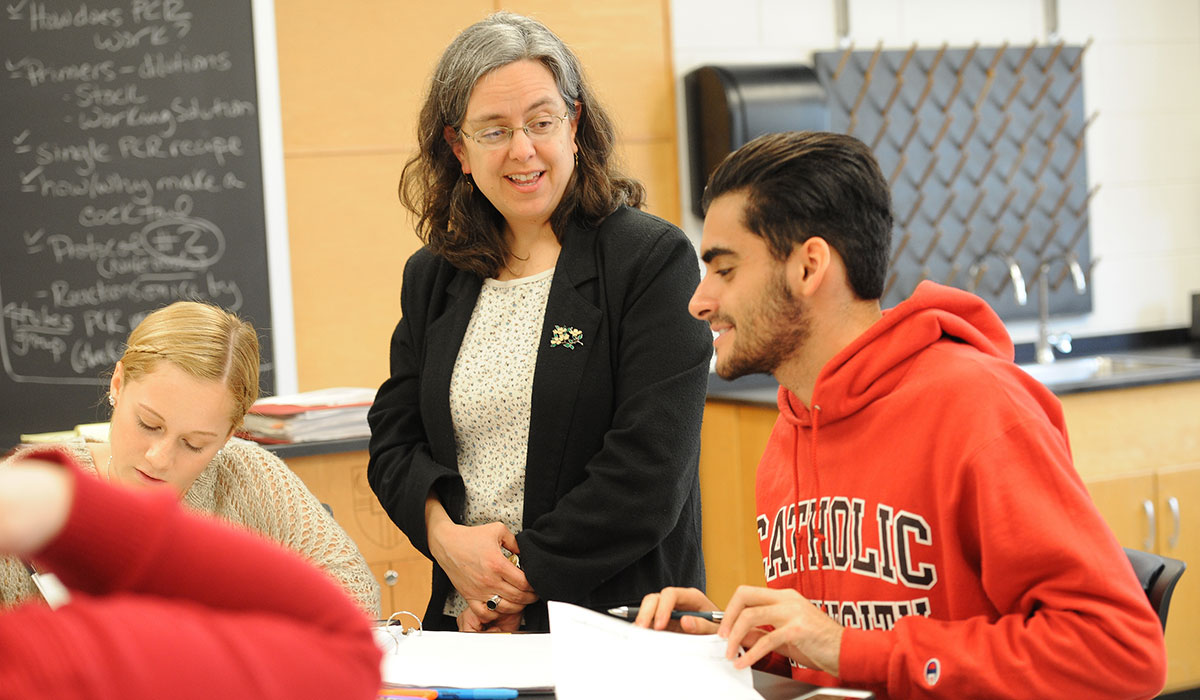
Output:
[1, 0, 295, 448]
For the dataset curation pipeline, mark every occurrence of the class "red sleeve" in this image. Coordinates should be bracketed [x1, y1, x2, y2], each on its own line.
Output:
[0, 448, 380, 700]
[837, 420, 1167, 700]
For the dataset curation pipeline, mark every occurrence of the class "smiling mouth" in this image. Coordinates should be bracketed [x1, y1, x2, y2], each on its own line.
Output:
[506, 171, 543, 185]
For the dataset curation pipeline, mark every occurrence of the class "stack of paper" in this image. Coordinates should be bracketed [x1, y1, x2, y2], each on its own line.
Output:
[241, 387, 375, 443]
[374, 628, 554, 691]
[548, 602, 760, 699]
[370, 603, 762, 699]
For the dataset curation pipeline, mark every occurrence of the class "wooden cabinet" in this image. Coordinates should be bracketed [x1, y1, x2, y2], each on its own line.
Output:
[698, 401, 773, 605]
[1064, 380, 1200, 692]
[1084, 464, 1200, 692]
[284, 450, 431, 619]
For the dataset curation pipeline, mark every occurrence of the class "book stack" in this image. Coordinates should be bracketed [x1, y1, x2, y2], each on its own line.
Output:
[20, 422, 111, 444]
[241, 387, 376, 444]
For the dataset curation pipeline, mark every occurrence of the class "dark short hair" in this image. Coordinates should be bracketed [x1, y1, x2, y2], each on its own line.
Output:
[701, 131, 893, 300]
[400, 11, 645, 277]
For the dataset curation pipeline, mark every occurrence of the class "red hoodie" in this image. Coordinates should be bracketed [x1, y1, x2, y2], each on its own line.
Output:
[0, 448, 381, 700]
[755, 281, 1166, 699]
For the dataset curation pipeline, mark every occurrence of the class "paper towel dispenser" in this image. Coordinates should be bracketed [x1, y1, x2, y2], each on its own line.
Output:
[684, 64, 829, 217]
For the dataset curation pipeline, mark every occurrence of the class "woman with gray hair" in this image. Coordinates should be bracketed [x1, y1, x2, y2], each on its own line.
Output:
[368, 11, 711, 632]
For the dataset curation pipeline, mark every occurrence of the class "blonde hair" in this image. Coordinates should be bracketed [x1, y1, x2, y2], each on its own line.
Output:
[120, 302, 261, 427]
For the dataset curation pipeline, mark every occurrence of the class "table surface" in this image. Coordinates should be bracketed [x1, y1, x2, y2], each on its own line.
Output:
[519, 671, 868, 699]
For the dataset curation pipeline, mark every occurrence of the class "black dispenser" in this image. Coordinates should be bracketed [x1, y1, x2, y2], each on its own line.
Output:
[684, 64, 829, 217]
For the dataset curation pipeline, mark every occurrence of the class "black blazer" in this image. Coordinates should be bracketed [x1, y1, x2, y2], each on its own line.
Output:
[367, 206, 711, 630]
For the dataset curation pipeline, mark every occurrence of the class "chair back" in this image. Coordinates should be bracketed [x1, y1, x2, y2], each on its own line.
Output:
[1124, 547, 1186, 631]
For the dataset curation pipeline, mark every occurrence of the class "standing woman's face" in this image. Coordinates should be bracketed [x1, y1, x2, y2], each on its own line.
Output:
[448, 59, 579, 234]
[107, 361, 235, 495]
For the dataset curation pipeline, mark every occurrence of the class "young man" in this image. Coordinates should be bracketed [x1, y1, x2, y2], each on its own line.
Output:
[637, 131, 1166, 699]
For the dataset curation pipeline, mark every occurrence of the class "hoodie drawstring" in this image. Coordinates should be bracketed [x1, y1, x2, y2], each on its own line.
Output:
[795, 405, 826, 610]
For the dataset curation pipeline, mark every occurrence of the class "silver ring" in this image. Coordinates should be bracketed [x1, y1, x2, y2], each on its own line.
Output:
[486, 594, 502, 611]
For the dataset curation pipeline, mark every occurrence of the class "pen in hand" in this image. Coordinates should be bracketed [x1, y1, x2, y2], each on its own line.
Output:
[606, 605, 724, 622]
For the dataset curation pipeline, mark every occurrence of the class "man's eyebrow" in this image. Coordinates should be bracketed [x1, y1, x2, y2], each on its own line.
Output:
[701, 247, 736, 264]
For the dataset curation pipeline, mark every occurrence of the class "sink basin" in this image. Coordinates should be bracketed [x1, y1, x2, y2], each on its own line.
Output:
[1018, 354, 1200, 390]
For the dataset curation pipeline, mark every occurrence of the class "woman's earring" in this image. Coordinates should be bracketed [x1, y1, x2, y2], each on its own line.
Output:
[465, 174, 474, 193]
[107, 393, 115, 407]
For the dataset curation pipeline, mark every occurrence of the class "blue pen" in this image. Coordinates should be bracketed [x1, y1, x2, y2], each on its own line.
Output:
[430, 689, 519, 700]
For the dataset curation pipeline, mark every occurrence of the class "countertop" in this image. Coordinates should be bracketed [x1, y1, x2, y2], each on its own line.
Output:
[707, 329, 1200, 408]
[264, 331, 1200, 457]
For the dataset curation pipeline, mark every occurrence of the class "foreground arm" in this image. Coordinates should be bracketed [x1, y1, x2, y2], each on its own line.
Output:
[0, 449, 380, 700]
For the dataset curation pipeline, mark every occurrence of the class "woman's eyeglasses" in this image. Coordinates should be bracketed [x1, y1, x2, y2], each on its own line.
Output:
[460, 113, 569, 149]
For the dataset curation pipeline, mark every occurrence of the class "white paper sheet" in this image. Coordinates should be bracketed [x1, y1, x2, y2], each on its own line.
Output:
[374, 628, 554, 690]
[548, 601, 762, 700]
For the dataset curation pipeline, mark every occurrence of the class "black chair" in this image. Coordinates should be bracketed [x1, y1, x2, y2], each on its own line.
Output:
[1124, 547, 1186, 631]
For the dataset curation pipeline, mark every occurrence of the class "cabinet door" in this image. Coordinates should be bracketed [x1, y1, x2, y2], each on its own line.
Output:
[1083, 473, 1157, 550]
[1157, 465, 1200, 692]
[699, 402, 775, 605]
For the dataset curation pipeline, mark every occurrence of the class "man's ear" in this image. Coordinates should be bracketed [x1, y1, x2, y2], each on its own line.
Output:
[785, 237, 832, 297]
[444, 126, 470, 172]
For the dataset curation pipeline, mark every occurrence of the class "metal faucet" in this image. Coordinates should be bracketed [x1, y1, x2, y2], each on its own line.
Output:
[1033, 251, 1088, 364]
[967, 251, 1028, 307]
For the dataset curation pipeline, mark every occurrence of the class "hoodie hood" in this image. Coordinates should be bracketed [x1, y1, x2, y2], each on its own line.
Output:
[778, 281, 1015, 425]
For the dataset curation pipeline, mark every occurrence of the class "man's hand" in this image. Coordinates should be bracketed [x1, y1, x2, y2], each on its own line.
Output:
[718, 585, 843, 675]
[632, 586, 721, 634]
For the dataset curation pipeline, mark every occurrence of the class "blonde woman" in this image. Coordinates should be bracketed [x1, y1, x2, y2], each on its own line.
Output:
[1, 301, 380, 616]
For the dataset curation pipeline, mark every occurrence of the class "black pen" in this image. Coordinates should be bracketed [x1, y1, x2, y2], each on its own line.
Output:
[606, 605, 724, 622]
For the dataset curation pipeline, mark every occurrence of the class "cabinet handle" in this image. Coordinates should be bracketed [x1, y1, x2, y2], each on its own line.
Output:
[384, 569, 399, 587]
[1142, 499, 1156, 551]
[1167, 497, 1181, 550]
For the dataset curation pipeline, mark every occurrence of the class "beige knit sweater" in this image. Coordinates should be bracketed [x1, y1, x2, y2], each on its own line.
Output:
[1, 438, 380, 616]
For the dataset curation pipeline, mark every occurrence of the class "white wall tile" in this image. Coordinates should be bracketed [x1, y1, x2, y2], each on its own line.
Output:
[1059, 0, 1200, 43]
[1089, 182, 1200, 256]
[846, 0, 906, 47]
[897, 0, 1043, 45]
[1088, 113, 1200, 185]
[671, 0, 762, 50]
[1088, 251, 1200, 329]
[1081, 42, 1200, 116]
[760, 0, 838, 50]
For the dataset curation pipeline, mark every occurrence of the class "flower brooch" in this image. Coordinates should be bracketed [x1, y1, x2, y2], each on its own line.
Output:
[550, 325, 584, 350]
